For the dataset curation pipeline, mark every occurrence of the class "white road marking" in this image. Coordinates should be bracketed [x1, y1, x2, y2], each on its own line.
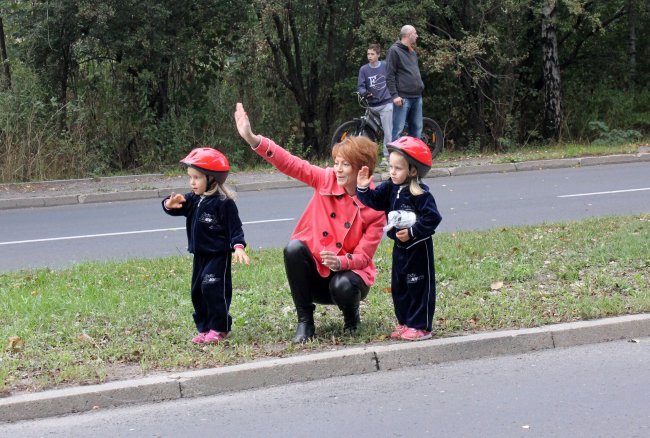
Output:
[0, 218, 294, 246]
[557, 187, 650, 198]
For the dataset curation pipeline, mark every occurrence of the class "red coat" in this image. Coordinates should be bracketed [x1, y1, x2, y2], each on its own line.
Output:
[253, 137, 386, 286]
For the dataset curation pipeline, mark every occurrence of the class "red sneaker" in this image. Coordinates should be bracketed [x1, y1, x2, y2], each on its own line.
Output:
[191, 332, 208, 344]
[203, 330, 228, 344]
[390, 324, 408, 339]
[400, 328, 432, 341]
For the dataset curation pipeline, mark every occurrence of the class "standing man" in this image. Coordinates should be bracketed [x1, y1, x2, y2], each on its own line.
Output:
[358, 43, 393, 167]
[385, 25, 425, 141]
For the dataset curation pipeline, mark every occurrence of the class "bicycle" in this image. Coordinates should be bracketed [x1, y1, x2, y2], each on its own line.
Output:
[331, 93, 444, 158]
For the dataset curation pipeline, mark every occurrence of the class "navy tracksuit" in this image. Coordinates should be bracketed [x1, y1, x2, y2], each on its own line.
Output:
[357, 181, 442, 331]
[163, 192, 246, 333]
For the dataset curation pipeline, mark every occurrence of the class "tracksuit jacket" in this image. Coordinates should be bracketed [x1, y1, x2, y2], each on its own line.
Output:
[163, 192, 246, 333]
[356, 180, 442, 331]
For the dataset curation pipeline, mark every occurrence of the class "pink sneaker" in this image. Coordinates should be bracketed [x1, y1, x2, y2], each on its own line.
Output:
[390, 324, 408, 339]
[400, 328, 432, 341]
[203, 330, 228, 344]
[192, 332, 209, 344]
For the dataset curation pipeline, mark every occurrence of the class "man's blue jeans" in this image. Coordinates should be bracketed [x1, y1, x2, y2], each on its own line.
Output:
[391, 96, 423, 141]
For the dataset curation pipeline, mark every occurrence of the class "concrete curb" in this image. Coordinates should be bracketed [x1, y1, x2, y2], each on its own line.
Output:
[514, 158, 580, 171]
[449, 162, 516, 176]
[2, 313, 648, 423]
[1, 153, 648, 210]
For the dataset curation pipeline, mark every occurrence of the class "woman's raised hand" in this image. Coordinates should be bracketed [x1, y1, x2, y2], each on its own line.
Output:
[357, 166, 372, 188]
[234, 103, 261, 147]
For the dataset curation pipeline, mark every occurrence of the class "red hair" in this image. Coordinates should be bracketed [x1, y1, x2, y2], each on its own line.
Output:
[331, 136, 377, 171]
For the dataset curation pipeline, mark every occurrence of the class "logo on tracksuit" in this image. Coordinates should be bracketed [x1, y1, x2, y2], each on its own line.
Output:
[203, 274, 220, 284]
[199, 212, 215, 224]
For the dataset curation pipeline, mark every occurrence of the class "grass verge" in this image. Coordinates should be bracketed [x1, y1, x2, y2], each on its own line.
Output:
[1, 214, 648, 395]
[434, 141, 646, 165]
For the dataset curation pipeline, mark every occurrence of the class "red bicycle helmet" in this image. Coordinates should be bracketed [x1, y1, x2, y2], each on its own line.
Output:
[180, 147, 230, 184]
[387, 136, 432, 178]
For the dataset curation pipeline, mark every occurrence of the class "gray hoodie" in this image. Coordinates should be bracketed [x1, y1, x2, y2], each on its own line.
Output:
[385, 42, 425, 99]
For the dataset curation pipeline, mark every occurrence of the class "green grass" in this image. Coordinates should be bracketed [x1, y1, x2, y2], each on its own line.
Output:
[1, 214, 649, 395]
[434, 141, 645, 166]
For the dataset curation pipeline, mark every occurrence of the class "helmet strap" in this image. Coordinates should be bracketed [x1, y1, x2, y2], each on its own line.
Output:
[206, 175, 217, 191]
[409, 165, 419, 179]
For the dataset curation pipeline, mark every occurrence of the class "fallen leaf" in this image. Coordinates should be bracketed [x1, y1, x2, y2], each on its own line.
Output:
[490, 281, 504, 290]
[77, 333, 95, 344]
[6, 336, 24, 353]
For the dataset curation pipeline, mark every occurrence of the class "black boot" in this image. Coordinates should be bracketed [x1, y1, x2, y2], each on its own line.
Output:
[292, 322, 315, 343]
[292, 308, 315, 344]
[342, 306, 360, 332]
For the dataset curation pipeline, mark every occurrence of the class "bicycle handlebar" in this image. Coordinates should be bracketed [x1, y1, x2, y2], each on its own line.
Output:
[355, 92, 370, 109]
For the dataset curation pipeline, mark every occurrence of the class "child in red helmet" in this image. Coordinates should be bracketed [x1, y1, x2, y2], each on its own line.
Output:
[356, 136, 442, 341]
[162, 148, 250, 344]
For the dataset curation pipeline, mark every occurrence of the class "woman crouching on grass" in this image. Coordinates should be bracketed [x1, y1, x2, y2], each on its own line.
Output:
[234, 102, 386, 343]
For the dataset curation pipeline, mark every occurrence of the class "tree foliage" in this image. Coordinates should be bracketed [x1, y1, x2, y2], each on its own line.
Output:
[0, 0, 648, 181]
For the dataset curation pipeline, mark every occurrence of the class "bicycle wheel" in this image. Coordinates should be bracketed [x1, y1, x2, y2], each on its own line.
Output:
[331, 120, 376, 148]
[421, 118, 444, 158]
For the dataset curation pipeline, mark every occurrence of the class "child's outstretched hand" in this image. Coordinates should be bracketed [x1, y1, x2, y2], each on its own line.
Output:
[233, 247, 250, 265]
[165, 192, 185, 209]
[357, 166, 372, 188]
[234, 103, 261, 147]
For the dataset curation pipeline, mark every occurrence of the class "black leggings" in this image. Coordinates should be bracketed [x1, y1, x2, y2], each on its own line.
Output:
[283, 240, 369, 314]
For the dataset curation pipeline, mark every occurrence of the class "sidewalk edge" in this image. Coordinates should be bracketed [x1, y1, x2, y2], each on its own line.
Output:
[1, 154, 647, 210]
[2, 313, 648, 423]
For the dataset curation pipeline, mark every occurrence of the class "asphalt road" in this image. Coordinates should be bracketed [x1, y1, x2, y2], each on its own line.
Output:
[1, 162, 649, 272]
[3, 337, 649, 437]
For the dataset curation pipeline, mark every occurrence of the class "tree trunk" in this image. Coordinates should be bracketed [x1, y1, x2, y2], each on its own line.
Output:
[541, 0, 561, 142]
[255, 0, 360, 156]
[57, 46, 70, 131]
[0, 15, 11, 90]
[627, 0, 637, 89]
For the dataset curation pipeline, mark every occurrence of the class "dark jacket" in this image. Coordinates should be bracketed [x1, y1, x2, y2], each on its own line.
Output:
[385, 42, 425, 99]
[356, 181, 441, 249]
[162, 192, 246, 255]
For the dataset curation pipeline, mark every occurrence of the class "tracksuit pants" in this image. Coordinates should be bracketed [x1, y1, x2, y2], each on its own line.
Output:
[190, 252, 232, 333]
[391, 238, 436, 331]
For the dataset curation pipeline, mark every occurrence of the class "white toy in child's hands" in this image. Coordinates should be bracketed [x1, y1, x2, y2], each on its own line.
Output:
[383, 210, 417, 232]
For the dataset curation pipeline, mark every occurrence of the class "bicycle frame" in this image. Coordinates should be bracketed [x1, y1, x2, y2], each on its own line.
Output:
[354, 94, 383, 137]
[332, 92, 444, 158]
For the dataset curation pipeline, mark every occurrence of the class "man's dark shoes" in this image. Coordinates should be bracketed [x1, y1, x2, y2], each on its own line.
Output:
[292, 322, 315, 344]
